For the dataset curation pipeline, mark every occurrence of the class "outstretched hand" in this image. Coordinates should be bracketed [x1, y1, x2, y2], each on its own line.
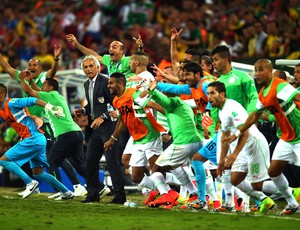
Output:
[19, 69, 32, 82]
[170, 28, 183, 41]
[66, 34, 78, 46]
[53, 44, 62, 58]
[151, 63, 164, 76]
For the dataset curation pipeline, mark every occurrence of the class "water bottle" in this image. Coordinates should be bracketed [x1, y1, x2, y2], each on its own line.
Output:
[124, 201, 137, 207]
[107, 103, 117, 121]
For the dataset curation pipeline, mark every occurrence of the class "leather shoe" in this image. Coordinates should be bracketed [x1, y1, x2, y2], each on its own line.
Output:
[110, 198, 126, 204]
[81, 197, 99, 203]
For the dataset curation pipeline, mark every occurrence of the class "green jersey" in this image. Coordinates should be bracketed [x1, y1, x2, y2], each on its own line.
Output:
[149, 89, 201, 145]
[16, 71, 47, 117]
[101, 55, 135, 88]
[218, 67, 258, 113]
[38, 91, 81, 138]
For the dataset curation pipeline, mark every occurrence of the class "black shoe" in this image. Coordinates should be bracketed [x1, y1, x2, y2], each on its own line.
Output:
[81, 197, 99, 203]
[110, 197, 126, 204]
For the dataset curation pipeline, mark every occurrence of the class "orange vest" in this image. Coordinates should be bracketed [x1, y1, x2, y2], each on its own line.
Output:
[0, 99, 32, 139]
[113, 88, 165, 141]
[259, 78, 300, 141]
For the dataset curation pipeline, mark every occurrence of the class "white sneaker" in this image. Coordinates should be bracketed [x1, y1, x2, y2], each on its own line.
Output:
[73, 184, 87, 197]
[22, 180, 39, 198]
[99, 185, 111, 198]
[48, 192, 61, 199]
[18, 187, 40, 196]
[54, 191, 74, 200]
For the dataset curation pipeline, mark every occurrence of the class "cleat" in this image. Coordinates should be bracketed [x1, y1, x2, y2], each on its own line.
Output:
[236, 197, 243, 211]
[61, 191, 75, 200]
[18, 187, 40, 196]
[54, 191, 75, 200]
[213, 202, 236, 212]
[255, 197, 275, 215]
[213, 200, 221, 209]
[177, 194, 190, 205]
[168, 189, 179, 202]
[159, 203, 174, 209]
[48, 192, 61, 199]
[190, 198, 208, 210]
[277, 205, 300, 215]
[148, 193, 173, 208]
[73, 184, 87, 197]
[99, 185, 111, 199]
[144, 190, 159, 205]
[293, 188, 300, 204]
[250, 204, 260, 212]
[241, 202, 251, 213]
[22, 180, 39, 199]
[187, 194, 198, 203]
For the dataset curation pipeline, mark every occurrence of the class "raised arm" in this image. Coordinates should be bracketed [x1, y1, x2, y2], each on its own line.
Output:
[151, 63, 179, 84]
[66, 34, 103, 63]
[19, 70, 39, 98]
[46, 44, 62, 78]
[170, 28, 183, 75]
[0, 52, 17, 79]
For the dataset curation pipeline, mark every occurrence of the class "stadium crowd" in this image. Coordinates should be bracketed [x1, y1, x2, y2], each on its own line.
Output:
[0, 0, 300, 216]
[0, 0, 300, 73]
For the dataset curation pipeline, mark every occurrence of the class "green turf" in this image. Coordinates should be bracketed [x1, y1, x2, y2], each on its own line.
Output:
[0, 187, 300, 230]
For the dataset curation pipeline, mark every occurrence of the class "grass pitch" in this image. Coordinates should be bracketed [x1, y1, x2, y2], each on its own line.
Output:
[0, 187, 300, 230]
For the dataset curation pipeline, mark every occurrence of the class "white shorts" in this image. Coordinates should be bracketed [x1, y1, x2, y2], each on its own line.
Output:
[129, 137, 163, 167]
[155, 141, 203, 169]
[123, 136, 134, 155]
[231, 132, 270, 183]
[272, 139, 300, 166]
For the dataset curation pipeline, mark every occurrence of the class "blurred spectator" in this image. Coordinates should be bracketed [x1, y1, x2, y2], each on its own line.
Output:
[34, 42, 55, 68]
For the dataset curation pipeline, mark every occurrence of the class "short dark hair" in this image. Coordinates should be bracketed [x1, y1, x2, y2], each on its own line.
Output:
[110, 72, 126, 86]
[45, 78, 59, 91]
[278, 70, 287, 81]
[211, 45, 231, 63]
[184, 48, 202, 63]
[182, 62, 203, 78]
[208, 81, 226, 95]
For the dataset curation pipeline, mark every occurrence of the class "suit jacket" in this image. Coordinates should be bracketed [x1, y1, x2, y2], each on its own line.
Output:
[84, 73, 116, 139]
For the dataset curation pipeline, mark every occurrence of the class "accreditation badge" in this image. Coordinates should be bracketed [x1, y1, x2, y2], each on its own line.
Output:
[98, 97, 105, 103]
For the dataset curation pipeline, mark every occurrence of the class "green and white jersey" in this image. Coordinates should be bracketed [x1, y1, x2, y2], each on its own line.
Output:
[130, 70, 155, 90]
[16, 71, 47, 117]
[38, 91, 81, 138]
[156, 111, 169, 131]
[101, 55, 135, 88]
[149, 89, 201, 145]
[132, 90, 160, 144]
[220, 99, 258, 135]
[218, 67, 258, 113]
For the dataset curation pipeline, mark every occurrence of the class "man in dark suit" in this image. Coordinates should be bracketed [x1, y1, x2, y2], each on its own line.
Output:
[74, 55, 126, 203]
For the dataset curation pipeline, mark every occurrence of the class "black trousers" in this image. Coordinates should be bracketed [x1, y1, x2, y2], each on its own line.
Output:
[85, 127, 126, 201]
[47, 131, 86, 182]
